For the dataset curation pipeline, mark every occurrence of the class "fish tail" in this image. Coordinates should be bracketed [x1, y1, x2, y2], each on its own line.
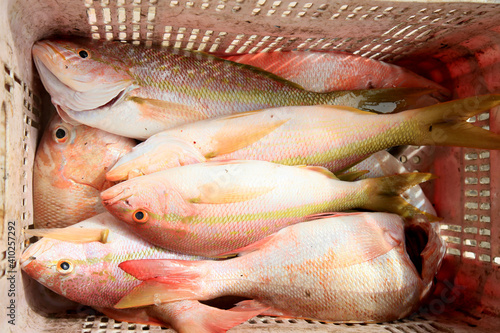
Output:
[148, 300, 268, 333]
[361, 173, 440, 221]
[410, 94, 500, 149]
[328, 87, 440, 113]
[115, 259, 213, 309]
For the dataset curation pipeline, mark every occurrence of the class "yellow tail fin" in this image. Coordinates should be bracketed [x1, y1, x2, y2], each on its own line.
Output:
[362, 173, 440, 222]
[411, 94, 500, 149]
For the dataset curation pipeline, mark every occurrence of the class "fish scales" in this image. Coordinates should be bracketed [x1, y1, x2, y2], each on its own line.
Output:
[101, 160, 435, 256]
[116, 212, 445, 323]
[21, 213, 266, 332]
[32, 39, 438, 139]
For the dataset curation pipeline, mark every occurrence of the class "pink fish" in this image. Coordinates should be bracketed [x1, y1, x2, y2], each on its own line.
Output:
[32, 38, 440, 139]
[116, 212, 446, 325]
[101, 159, 436, 257]
[33, 114, 136, 228]
[21, 213, 266, 332]
[106, 95, 500, 182]
[223, 51, 449, 94]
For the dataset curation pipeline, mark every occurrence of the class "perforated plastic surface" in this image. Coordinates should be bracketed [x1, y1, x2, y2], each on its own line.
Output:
[1, 1, 499, 332]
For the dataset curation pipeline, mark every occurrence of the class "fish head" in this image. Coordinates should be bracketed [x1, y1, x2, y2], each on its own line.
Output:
[20, 237, 92, 303]
[21, 219, 136, 307]
[34, 114, 136, 228]
[101, 174, 192, 231]
[107, 135, 206, 182]
[32, 39, 134, 112]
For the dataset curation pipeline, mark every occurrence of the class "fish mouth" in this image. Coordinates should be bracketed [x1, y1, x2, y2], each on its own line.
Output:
[20, 239, 53, 271]
[32, 40, 133, 112]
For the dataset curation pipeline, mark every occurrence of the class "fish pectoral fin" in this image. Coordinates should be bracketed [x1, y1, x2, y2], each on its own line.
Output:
[336, 170, 369, 181]
[129, 96, 205, 118]
[206, 113, 290, 158]
[114, 280, 203, 309]
[295, 165, 338, 179]
[24, 227, 109, 243]
[191, 183, 273, 204]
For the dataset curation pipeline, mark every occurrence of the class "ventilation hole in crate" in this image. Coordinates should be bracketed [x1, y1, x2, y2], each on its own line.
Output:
[493, 257, 500, 265]
[465, 202, 478, 210]
[467, 116, 476, 123]
[479, 228, 491, 236]
[82, 330, 91, 333]
[464, 214, 478, 222]
[465, 177, 478, 185]
[480, 202, 490, 210]
[288, 319, 297, 323]
[463, 251, 476, 259]
[480, 215, 490, 223]
[443, 236, 460, 244]
[480, 164, 490, 172]
[465, 190, 478, 197]
[479, 151, 490, 159]
[248, 319, 257, 324]
[465, 153, 478, 160]
[479, 241, 490, 249]
[447, 248, 460, 256]
[440, 224, 461, 232]
[128, 324, 136, 330]
[463, 227, 478, 236]
[465, 165, 478, 172]
[479, 177, 490, 185]
[142, 325, 150, 330]
[463, 239, 477, 247]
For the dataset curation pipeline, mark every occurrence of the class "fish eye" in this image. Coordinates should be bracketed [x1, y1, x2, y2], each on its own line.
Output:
[78, 49, 89, 59]
[56, 260, 74, 274]
[133, 209, 149, 224]
[53, 126, 69, 143]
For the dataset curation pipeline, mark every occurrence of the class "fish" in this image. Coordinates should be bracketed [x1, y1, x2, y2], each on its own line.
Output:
[20, 213, 266, 333]
[101, 159, 436, 257]
[32, 38, 439, 139]
[33, 114, 136, 228]
[106, 95, 500, 182]
[223, 51, 449, 95]
[115, 212, 446, 324]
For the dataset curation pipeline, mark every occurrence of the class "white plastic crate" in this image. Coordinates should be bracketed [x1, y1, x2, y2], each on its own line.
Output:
[1, 0, 499, 332]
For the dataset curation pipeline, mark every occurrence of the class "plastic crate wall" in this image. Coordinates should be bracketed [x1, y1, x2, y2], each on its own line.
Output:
[0, 0, 499, 332]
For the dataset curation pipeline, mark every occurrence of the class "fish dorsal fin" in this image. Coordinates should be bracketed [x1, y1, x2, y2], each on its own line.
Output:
[336, 170, 369, 181]
[296, 165, 338, 179]
[205, 112, 290, 158]
[25, 227, 109, 243]
[190, 183, 273, 204]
